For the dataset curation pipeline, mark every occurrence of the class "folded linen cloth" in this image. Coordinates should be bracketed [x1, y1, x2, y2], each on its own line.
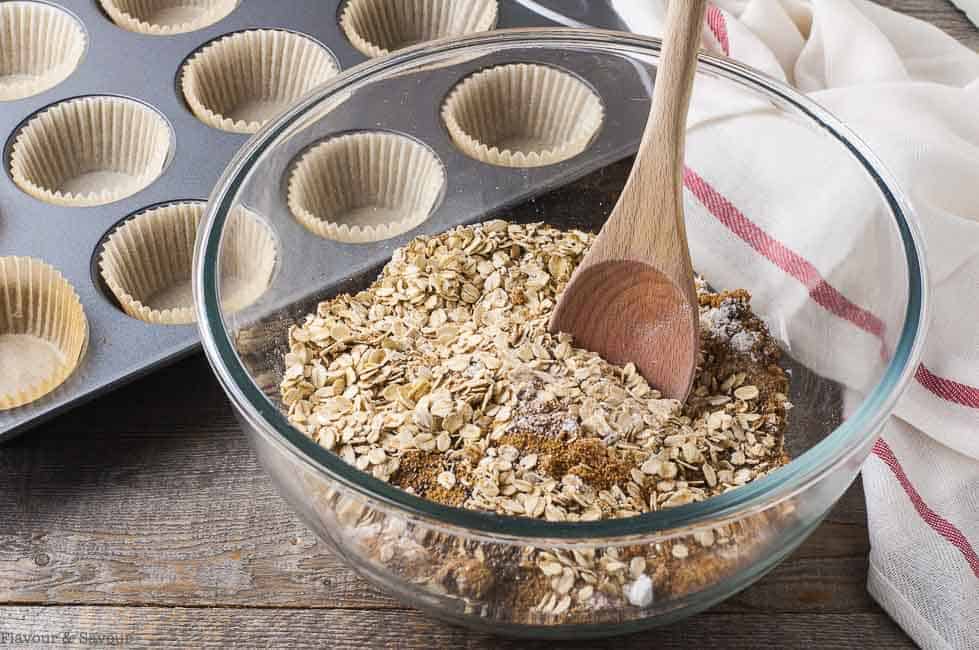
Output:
[607, 1, 978, 647]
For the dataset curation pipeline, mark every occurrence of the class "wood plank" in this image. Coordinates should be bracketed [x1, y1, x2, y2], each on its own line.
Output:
[0, 355, 876, 613]
[0, 607, 914, 649]
[0, 529, 877, 614]
[0, 522, 877, 613]
[0, 357, 395, 610]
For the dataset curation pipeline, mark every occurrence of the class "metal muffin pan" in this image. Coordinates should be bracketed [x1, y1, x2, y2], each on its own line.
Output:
[0, 0, 648, 441]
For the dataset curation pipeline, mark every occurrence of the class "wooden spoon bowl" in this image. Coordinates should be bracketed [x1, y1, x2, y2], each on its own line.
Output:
[549, 259, 699, 399]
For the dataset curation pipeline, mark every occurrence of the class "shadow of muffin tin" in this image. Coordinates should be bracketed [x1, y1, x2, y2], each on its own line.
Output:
[0, 0, 651, 442]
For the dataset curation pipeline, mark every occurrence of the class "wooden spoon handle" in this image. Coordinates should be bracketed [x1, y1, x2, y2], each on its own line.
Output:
[644, 0, 708, 175]
[613, 0, 706, 297]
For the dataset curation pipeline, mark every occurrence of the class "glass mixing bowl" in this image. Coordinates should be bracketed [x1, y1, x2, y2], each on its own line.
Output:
[193, 29, 927, 638]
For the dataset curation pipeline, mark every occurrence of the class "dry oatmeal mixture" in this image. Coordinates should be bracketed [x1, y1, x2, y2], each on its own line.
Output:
[280, 220, 793, 620]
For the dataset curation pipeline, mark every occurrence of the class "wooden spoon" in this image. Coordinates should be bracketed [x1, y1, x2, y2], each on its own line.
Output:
[549, 0, 706, 400]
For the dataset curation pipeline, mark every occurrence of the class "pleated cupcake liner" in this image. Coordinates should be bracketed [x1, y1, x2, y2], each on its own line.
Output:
[0, 257, 88, 411]
[442, 63, 605, 168]
[0, 2, 87, 101]
[99, 0, 237, 36]
[99, 202, 277, 325]
[9, 96, 171, 207]
[287, 131, 445, 243]
[340, 0, 498, 58]
[181, 29, 339, 134]
[218, 205, 279, 314]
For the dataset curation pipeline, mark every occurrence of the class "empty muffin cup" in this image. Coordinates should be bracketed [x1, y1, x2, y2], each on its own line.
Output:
[0, 257, 87, 411]
[9, 96, 171, 207]
[99, 202, 277, 325]
[287, 131, 445, 243]
[0, 2, 86, 101]
[181, 29, 339, 134]
[340, 0, 498, 58]
[442, 63, 604, 168]
[99, 0, 237, 35]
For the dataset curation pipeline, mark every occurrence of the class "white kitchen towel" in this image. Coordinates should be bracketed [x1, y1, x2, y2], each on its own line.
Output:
[611, 1, 979, 648]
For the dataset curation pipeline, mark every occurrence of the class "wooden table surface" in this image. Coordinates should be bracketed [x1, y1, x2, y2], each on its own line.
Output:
[2, 2, 975, 648]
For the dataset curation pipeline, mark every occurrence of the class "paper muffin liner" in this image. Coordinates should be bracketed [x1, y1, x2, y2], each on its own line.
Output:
[99, 0, 237, 35]
[0, 2, 87, 101]
[181, 29, 339, 134]
[340, 0, 499, 58]
[218, 205, 278, 314]
[0, 257, 87, 411]
[9, 96, 171, 207]
[287, 131, 445, 243]
[99, 202, 277, 325]
[442, 63, 605, 168]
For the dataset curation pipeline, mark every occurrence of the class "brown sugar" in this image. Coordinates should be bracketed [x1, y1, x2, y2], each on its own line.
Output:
[393, 450, 468, 507]
[497, 431, 637, 494]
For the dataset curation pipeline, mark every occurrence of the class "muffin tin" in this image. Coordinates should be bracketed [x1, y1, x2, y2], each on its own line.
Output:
[0, 0, 644, 441]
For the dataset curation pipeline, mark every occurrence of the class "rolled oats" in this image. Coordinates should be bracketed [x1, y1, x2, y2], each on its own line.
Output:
[279, 221, 793, 622]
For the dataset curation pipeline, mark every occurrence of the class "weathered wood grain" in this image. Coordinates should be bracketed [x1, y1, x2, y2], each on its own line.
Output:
[0, 346, 905, 644]
[0, 607, 915, 649]
[0, 354, 878, 614]
[0, 356, 395, 610]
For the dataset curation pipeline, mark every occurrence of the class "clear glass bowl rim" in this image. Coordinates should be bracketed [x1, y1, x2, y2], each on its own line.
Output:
[193, 28, 928, 541]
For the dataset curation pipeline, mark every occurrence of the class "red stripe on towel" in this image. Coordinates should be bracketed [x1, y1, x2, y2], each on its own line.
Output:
[871, 439, 979, 578]
[706, 5, 730, 56]
[915, 364, 979, 409]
